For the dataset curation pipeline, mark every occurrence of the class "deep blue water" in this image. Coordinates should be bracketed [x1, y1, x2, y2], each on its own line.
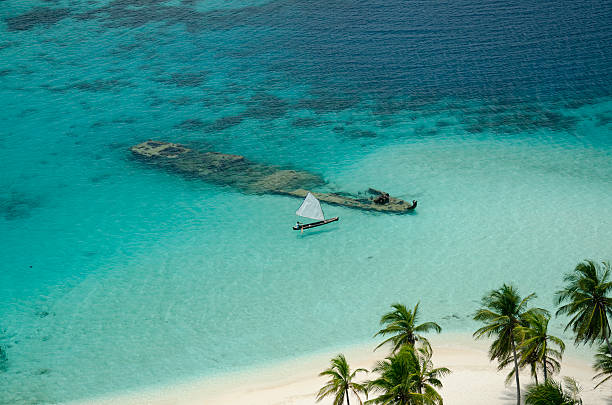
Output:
[1, 0, 611, 403]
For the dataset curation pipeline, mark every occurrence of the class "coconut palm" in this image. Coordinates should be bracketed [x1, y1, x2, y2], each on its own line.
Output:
[366, 345, 449, 405]
[317, 354, 368, 405]
[556, 260, 612, 356]
[593, 344, 612, 388]
[473, 284, 545, 405]
[516, 311, 565, 382]
[498, 349, 540, 386]
[524, 377, 582, 405]
[374, 303, 441, 353]
[499, 312, 564, 386]
[410, 345, 451, 401]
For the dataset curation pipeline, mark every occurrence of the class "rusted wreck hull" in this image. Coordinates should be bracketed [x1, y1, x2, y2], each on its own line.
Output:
[130, 140, 416, 213]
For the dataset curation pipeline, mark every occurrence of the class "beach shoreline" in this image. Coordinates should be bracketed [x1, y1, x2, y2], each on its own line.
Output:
[72, 332, 609, 405]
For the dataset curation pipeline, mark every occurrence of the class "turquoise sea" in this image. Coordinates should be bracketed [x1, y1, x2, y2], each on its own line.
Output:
[1, 0, 611, 403]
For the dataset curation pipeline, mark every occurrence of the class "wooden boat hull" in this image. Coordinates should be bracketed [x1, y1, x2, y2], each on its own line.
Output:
[293, 217, 339, 230]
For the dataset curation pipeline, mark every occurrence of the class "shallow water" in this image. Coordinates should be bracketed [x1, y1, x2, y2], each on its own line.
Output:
[1, 0, 611, 403]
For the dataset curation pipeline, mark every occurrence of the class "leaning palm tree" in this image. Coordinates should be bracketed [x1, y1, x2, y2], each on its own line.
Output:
[473, 284, 545, 405]
[366, 345, 449, 405]
[516, 311, 565, 382]
[374, 303, 441, 353]
[556, 260, 612, 356]
[524, 377, 582, 405]
[317, 354, 368, 405]
[593, 344, 612, 388]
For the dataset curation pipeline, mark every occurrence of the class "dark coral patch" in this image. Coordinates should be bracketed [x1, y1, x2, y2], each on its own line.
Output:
[0, 42, 16, 52]
[595, 113, 611, 127]
[373, 97, 439, 116]
[5, 7, 70, 31]
[292, 117, 320, 128]
[156, 72, 207, 88]
[76, 1, 200, 31]
[42, 78, 133, 93]
[0, 345, 7, 372]
[176, 119, 206, 130]
[414, 126, 439, 137]
[0, 191, 42, 220]
[68, 78, 134, 92]
[345, 129, 378, 138]
[296, 94, 359, 113]
[460, 104, 578, 134]
[90, 173, 113, 184]
[112, 117, 137, 124]
[244, 92, 288, 120]
[207, 116, 244, 132]
[205, 93, 289, 132]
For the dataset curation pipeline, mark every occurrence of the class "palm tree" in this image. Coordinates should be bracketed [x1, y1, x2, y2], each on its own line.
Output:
[410, 345, 451, 401]
[374, 303, 441, 353]
[473, 284, 545, 405]
[498, 349, 541, 386]
[593, 344, 612, 388]
[556, 260, 612, 356]
[516, 311, 565, 382]
[366, 345, 449, 405]
[524, 377, 582, 405]
[317, 354, 368, 405]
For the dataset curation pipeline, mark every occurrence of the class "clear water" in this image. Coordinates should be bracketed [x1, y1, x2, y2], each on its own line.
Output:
[1, 0, 611, 403]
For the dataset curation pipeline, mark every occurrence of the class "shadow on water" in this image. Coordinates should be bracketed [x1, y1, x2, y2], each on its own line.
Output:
[295, 226, 338, 238]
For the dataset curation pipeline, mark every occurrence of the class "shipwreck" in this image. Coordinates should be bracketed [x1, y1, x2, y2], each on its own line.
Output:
[130, 140, 417, 213]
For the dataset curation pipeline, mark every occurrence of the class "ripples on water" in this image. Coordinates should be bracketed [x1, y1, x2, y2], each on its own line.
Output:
[0, 0, 611, 402]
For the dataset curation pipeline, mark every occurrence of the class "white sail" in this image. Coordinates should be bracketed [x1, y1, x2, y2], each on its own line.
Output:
[296, 192, 325, 220]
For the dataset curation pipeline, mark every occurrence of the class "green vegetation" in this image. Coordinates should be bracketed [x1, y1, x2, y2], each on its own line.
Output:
[556, 260, 612, 356]
[473, 284, 546, 405]
[516, 311, 565, 382]
[524, 377, 582, 405]
[318, 301, 447, 405]
[366, 346, 449, 405]
[374, 303, 442, 353]
[315, 258, 612, 405]
[593, 344, 612, 388]
[317, 354, 368, 405]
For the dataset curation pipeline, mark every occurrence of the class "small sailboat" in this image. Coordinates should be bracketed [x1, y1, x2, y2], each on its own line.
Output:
[293, 192, 339, 231]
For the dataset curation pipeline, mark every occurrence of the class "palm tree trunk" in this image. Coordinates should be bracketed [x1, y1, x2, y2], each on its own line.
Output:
[542, 353, 547, 382]
[346, 388, 350, 405]
[511, 339, 521, 405]
[534, 367, 538, 385]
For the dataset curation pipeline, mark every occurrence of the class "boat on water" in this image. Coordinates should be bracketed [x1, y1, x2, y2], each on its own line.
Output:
[293, 192, 339, 231]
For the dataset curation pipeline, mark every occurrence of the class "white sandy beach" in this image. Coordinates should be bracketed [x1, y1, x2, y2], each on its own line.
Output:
[76, 333, 610, 405]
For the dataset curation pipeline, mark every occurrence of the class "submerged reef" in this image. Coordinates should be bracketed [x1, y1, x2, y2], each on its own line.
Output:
[203, 92, 290, 132]
[154, 71, 208, 88]
[5, 7, 71, 31]
[131, 140, 416, 213]
[0, 345, 7, 372]
[0, 191, 43, 220]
